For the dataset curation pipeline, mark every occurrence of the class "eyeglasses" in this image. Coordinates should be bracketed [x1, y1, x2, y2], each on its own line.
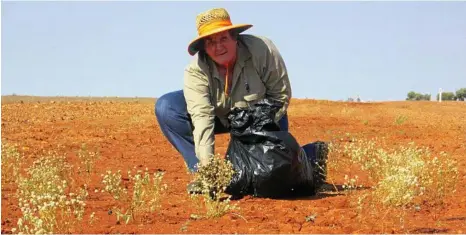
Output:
[204, 35, 231, 49]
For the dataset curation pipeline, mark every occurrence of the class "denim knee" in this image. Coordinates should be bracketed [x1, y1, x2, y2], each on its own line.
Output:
[155, 90, 189, 130]
[155, 94, 170, 123]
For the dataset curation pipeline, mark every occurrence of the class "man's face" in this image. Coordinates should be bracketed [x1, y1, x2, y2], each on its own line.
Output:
[204, 30, 237, 67]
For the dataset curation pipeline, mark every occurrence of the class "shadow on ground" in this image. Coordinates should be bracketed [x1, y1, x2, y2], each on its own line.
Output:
[410, 228, 449, 233]
[226, 183, 372, 201]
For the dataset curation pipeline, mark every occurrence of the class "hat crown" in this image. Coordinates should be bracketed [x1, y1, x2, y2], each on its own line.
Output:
[196, 8, 232, 30]
[188, 8, 252, 56]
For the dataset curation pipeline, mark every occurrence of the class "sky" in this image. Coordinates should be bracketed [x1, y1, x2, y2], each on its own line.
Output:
[2, 1, 466, 101]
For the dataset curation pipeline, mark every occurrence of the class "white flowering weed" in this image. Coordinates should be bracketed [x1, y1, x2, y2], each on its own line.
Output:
[342, 139, 458, 207]
[13, 153, 88, 234]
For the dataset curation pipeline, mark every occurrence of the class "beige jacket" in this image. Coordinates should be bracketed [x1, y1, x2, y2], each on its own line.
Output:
[183, 34, 292, 164]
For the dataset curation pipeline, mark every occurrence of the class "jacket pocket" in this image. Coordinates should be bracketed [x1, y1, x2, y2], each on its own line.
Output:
[242, 91, 266, 108]
[244, 93, 260, 102]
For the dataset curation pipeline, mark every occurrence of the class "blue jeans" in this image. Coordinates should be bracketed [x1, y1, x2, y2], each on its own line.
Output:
[155, 90, 289, 172]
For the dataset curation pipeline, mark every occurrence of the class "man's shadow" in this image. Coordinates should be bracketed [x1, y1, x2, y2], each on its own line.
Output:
[300, 183, 371, 200]
[227, 183, 371, 201]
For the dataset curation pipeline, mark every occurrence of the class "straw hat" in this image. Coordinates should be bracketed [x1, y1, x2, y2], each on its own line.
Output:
[187, 8, 253, 56]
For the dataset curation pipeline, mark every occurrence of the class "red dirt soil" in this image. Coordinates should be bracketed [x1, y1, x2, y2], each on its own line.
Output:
[1, 96, 465, 234]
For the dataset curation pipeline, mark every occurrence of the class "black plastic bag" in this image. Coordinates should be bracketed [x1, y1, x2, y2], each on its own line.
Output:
[224, 99, 316, 198]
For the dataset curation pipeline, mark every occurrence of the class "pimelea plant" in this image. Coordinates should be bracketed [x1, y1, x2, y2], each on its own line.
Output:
[100, 168, 168, 224]
[327, 138, 459, 232]
[342, 174, 362, 193]
[394, 115, 408, 125]
[1, 142, 22, 185]
[101, 170, 127, 200]
[128, 168, 168, 220]
[13, 153, 88, 234]
[189, 154, 240, 219]
[343, 139, 458, 208]
[77, 143, 100, 185]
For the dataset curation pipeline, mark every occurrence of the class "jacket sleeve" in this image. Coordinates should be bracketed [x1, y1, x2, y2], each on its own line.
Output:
[183, 63, 216, 166]
[260, 37, 292, 122]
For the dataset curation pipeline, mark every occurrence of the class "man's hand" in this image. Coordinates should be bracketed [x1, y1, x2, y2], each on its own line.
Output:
[199, 156, 210, 168]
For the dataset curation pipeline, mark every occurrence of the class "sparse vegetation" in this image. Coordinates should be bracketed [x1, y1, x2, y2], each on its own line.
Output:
[1, 96, 464, 233]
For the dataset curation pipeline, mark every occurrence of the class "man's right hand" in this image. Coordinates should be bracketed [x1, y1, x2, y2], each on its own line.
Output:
[199, 157, 210, 168]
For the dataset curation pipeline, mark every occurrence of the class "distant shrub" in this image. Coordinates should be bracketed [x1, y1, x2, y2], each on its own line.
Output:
[436, 92, 456, 101]
[455, 88, 466, 101]
[406, 91, 431, 101]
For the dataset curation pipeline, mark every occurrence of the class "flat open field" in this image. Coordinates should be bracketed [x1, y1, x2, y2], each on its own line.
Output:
[1, 95, 465, 234]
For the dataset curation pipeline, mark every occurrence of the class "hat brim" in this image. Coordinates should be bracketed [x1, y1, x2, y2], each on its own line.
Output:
[188, 24, 253, 56]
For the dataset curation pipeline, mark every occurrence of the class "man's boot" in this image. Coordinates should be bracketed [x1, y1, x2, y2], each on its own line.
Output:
[313, 141, 329, 189]
[302, 141, 329, 190]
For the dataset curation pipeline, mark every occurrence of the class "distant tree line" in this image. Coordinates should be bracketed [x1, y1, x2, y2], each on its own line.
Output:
[406, 88, 466, 101]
